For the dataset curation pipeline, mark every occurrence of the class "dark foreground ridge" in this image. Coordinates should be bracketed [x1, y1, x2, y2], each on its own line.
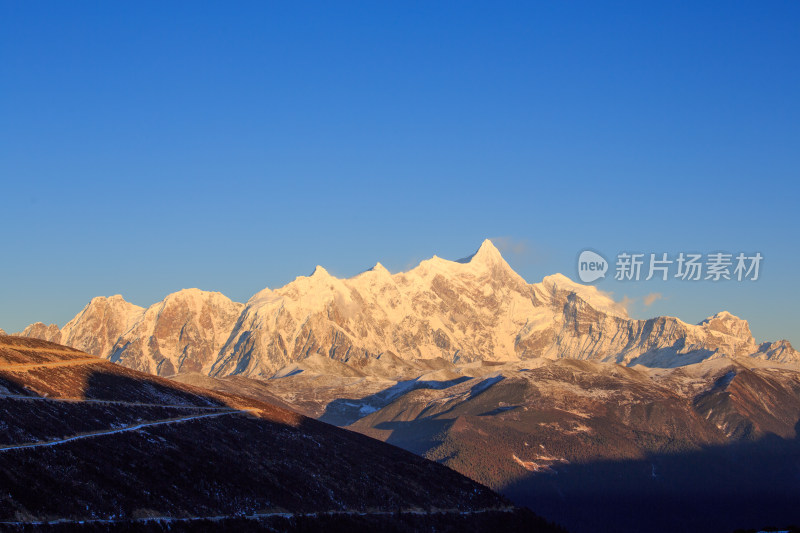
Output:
[0, 335, 563, 532]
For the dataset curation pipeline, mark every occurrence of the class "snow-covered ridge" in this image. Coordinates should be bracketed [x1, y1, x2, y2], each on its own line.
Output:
[13, 239, 800, 377]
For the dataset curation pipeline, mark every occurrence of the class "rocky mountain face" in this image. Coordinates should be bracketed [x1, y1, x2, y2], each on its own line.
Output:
[21, 290, 243, 377]
[15, 240, 800, 376]
[107, 289, 244, 376]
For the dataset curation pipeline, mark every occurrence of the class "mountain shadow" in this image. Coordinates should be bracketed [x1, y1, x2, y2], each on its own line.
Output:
[319, 376, 472, 426]
[502, 420, 800, 533]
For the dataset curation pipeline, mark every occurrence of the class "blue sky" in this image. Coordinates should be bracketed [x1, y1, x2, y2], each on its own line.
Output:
[1, 1, 798, 345]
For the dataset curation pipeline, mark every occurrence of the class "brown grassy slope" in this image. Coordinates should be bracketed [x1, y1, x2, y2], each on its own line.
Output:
[0, 335, 561, 531]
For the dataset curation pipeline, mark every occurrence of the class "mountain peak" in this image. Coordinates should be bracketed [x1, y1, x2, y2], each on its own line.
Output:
[80, 295, 144, 319]
[699, 310, 747, 326]
[88, 294, 127, 305]
[698, 311, 753, 340]
[540, 273, 629, 318]
[542, 272, 575, 287]
[369, 262, 390, 275]
[456, 239, 504, 265]
[161, 288, 236, 306]
[165, 288, 203, 298]
[310, 265, 331, 278]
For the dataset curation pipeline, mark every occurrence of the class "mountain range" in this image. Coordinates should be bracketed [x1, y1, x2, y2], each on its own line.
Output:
[15, 239, 799, 377]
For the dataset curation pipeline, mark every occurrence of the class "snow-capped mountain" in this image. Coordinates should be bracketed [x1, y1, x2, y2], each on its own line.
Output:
[16, 239, 800, 377]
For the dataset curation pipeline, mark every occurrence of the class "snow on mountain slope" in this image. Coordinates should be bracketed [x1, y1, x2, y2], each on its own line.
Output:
[211, 239, 546, 376]
[62, 295, 145, 356]
[13, 239, 800, 377]
[108, 289, 244, 376]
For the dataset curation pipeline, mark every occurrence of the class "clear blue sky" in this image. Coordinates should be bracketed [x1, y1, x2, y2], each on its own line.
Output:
[1, 1, 798, 345]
